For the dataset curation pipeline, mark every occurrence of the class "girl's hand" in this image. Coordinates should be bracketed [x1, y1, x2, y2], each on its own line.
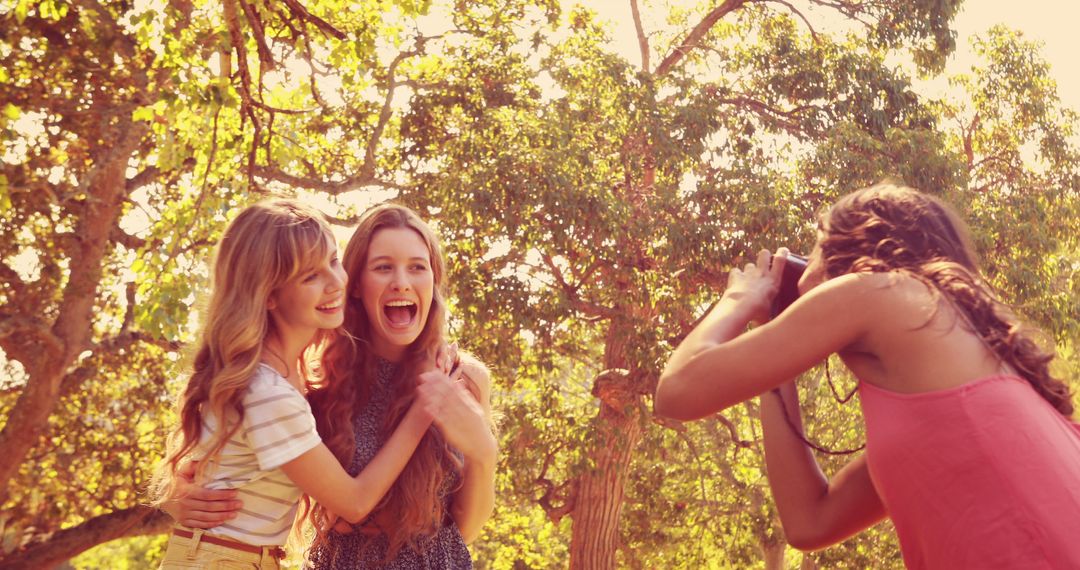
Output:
[434, 341, 459, 375]
[161, 461, 242, 528]
[326, 510, 353, 534]
[416, 368, 497, 463]
[722, 248, 788, 324]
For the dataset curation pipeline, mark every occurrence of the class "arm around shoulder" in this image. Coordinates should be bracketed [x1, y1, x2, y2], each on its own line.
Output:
[280, 402, 432, 523]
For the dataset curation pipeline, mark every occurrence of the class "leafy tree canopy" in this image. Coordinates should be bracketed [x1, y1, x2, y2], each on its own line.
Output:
[1, 1, 1076, 568]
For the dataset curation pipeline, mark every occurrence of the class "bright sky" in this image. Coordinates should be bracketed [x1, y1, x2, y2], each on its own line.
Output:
[590, 0, 1080, 115]
[952, 0, 1080, 114]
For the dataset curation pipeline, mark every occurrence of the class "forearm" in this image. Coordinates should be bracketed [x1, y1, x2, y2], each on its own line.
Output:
[668, 298, 755, 371]
[759, 382, 832, 546]
[656, 297, 755, 416]
[449, 434, 497, 543]
[761, 384, 886, 548]
[286, 405, 431, 523]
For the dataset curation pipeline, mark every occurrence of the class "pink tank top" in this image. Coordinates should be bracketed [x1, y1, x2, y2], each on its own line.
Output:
[859, 374, 1080, 569]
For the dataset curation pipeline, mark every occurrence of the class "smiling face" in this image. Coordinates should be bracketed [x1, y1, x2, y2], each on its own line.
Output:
[356, 227, 435, 361]
[268, 236, 347, 339]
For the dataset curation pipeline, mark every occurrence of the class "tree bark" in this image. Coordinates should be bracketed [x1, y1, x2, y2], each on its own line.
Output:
[0, 117, 147, 500]
[763, 536, 787, 570]
[0, 506, 171, 569]
[568, 319, 644, 570]
[654, 0, 748, 77]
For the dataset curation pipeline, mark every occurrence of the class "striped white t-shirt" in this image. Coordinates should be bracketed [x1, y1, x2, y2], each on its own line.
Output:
[195, 364, 321, 546]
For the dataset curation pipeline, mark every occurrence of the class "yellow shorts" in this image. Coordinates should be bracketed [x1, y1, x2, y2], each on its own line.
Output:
[158, 526, 283, 570]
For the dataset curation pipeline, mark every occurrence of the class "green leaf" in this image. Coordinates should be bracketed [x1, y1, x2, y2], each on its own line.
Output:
[131, 106, 155, 122]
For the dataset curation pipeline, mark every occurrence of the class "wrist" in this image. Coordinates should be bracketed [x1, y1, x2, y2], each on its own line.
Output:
[716, 293, 765, 318]
[463, 433, 498, 468]
[403, 403, 434, 433]
[160, 498, 179, 520]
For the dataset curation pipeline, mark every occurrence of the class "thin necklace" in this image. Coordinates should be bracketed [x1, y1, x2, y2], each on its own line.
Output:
[263, 345, 293, 379]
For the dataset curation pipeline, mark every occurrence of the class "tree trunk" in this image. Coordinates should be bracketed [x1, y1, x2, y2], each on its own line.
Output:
[569, 319, 644, 570]
[763, 536, 787, 570]
[0, 118, 146, 500]
[0, 506, 171, 569]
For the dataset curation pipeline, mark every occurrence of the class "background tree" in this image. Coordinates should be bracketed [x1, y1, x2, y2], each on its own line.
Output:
[1, 0, 1076, 569]
[398, 1, 960, 568]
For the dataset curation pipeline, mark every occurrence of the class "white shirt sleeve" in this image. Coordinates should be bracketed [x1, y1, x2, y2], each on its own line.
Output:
[241, 372, 322, 471]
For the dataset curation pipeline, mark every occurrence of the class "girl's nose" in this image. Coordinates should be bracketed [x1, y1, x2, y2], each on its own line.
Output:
[391, 268, 411, 291]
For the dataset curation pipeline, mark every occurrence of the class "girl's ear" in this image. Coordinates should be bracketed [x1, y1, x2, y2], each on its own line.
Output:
[267, 295, 278, 310]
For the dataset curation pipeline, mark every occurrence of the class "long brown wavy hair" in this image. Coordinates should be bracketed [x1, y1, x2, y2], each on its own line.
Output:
[150, 199, 335, 505]
[819, 183, 1073, 416]
[305, 203, 459, 557]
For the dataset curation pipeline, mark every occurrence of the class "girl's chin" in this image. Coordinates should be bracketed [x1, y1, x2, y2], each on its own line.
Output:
[376, 324, 422, 346]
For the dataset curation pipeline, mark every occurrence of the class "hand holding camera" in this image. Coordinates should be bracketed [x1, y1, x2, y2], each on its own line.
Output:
[721, 248, 807, 324]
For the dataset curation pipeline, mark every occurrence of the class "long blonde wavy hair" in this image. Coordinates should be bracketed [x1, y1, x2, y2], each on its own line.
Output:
[305, 203, 459, 558]
[150, 199, 335, 504]
[820, 183, 1073, 416]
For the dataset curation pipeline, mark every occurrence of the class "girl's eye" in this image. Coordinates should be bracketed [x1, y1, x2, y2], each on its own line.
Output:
[303, 273, 319, 283]
[411, 263, 429, 271]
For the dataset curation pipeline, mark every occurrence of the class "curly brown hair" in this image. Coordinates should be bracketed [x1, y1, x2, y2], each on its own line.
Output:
[304, 204, 460, 558]
[819, 183, 1073, 417]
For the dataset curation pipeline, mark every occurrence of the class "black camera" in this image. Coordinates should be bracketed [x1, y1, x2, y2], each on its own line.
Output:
[770, 253, 808, 317]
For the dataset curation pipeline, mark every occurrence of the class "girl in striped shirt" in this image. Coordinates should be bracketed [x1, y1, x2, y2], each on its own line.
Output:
[151, 200, 460, 569]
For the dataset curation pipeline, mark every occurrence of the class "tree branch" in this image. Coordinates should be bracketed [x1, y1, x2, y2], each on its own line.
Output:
[592, 368, 646, 416]
[125, 156, 197, 198]
[655, 0, 749, 77]
[754, 0, 820, 42]
[713, 412, 755, 450]
[535, 444, 576, 525]
[251, 164, 404, 195]
[0, 506, 171, 569]
[806, 0, 874, 28]
[714, 94, 821, 134]
[280, 0, 346, 39]
[110, 226, 146, 250]
[237, 0, 275, 71]
[59, 331, 183, 398]
[629, 0, 650, 72]
[360, 37, 434, 181]
[0, 314, 63, 368]
[540, 253, 616, 320]
[0, 104, 148, 499]
[124, 165, 162, 192]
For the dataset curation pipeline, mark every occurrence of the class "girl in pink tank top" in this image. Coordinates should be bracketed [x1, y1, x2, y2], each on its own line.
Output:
[655, 183, 1080, 568]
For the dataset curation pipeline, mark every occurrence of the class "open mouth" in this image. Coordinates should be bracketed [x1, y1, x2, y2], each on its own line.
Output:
[317, 299, 343, 313]
[383, 300, 418, 328]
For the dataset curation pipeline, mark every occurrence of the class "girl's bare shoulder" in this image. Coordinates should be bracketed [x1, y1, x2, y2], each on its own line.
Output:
[816, 271, 936, 306]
